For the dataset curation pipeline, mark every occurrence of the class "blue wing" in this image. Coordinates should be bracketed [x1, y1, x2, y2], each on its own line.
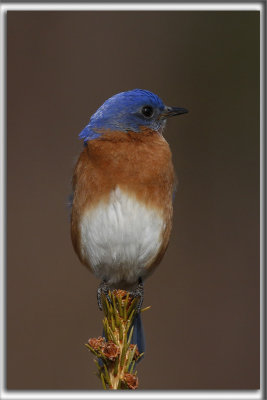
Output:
[67, 192, 73, 220]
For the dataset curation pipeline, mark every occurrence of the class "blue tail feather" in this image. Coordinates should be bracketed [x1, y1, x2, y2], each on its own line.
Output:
[131, 313, 145, 357]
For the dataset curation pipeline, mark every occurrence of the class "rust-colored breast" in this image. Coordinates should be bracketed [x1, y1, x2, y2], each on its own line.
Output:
[71, 128, 176, 275]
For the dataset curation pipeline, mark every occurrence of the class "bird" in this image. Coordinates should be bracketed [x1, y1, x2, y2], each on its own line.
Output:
[70, 89, 188, 355]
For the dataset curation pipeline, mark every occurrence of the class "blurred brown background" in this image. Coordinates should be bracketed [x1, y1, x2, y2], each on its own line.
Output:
[6, 11, 260, 390]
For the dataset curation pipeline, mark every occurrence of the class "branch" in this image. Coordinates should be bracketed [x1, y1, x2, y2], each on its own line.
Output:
[85, 289, 150, 390]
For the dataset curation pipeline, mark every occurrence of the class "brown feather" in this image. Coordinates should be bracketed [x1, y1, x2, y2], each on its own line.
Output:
[71, 128, 175, 276]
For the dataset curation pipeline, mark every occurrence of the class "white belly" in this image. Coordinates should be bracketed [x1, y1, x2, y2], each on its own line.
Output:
[79, 187, 165, 284]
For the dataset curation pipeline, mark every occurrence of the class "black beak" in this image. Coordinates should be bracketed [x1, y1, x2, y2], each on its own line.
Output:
[161, 106, 188, 119]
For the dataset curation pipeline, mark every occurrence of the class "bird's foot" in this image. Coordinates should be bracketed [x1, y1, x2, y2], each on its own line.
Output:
[129, 277, 144, 314]
[97, 280, 112, 311]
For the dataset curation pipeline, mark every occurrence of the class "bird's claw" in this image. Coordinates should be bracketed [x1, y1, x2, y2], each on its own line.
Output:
[97, 278, 144, 314]
[129, 277, 144, 314]
[97, 280, 112, 311]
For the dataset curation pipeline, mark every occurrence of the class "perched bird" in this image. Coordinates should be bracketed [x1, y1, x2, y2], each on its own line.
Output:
[71, 89, 187, 354]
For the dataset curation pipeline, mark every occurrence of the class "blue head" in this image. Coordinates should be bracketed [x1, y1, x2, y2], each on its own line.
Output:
[79, 89, 188, 143]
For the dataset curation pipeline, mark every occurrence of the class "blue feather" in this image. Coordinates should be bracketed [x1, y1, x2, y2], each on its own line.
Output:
[78, 89, 166, 143]
[78, 125, 101, 142]
[67, 193, 73, 209]
[66, 193, 73, 220]
[131, 313, 145, 360]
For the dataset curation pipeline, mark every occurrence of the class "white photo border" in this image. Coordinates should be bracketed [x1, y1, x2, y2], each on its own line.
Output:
[0, 2, 265, 400]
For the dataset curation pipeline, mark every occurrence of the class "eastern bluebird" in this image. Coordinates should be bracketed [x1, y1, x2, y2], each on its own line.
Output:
[71, 89, 188, 355]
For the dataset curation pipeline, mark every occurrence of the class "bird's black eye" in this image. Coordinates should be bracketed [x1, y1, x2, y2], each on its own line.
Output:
[141, 105, 154, 118]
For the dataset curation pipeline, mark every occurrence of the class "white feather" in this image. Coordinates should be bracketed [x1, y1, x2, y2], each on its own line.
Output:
[80, 187, 165, 284]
